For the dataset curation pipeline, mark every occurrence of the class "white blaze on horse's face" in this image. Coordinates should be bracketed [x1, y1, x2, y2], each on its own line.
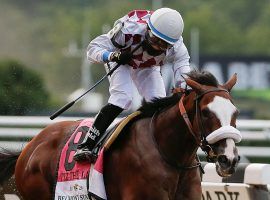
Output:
[207, 96, 236, 127]
[207, 95, 237, 158]
[224, 138, 237, 161]
[207, 95, 240, 176]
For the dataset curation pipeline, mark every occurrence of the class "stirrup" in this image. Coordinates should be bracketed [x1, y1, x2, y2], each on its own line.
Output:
[73, 148, 98, 163]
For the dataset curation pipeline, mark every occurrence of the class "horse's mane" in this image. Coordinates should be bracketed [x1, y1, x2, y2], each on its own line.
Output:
[138, 70, 218, 117]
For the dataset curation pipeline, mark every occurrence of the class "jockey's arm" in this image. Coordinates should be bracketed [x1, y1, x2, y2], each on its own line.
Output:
[86, 22, 126, 64]
[168, 39, 191, 89]
[86, 34, 117, 64]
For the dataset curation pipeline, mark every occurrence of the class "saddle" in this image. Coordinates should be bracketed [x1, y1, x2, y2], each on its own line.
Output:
[54, 111, 141, 200]
[92, 111, 141, 155]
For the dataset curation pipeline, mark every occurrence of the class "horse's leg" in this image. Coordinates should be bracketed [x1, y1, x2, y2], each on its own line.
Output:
[16, 173, 51, 200]
[104, 122, 177, 200]
[105, 150, 174, 200]
[175, 167, 202, 200]
[15, 141, 54, 200]
[15, 121, 76, 200]
[0, 147, 48, 200]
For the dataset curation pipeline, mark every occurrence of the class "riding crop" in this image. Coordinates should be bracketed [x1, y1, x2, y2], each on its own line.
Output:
[50, 43, 142, 120]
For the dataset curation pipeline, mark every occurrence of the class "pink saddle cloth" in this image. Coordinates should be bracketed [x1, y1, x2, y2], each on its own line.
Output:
[54, 119, 107, 200]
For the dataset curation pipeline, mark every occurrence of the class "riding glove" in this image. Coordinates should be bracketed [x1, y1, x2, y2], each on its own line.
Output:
[110, 51, 133, 65]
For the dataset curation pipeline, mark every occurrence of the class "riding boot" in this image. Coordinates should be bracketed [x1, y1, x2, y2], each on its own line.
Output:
[73, 103, 123, 162]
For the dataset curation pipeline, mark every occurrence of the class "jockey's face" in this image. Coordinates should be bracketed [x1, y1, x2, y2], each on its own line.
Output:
[146, 30, 173, 51]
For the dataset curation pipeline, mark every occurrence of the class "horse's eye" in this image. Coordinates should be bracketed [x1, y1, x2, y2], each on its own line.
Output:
[232, 109, 240, 121]
[235, 109, 240, 117]
[201, 108, 211, 118]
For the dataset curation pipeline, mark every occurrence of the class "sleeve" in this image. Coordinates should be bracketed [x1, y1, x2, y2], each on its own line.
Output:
[86, 18, 127, 64]
[169, 39, 191, 88]
[86, 34, 115, 64]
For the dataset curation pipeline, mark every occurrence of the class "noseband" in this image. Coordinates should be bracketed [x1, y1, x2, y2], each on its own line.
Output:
[179, 88, 230, 162]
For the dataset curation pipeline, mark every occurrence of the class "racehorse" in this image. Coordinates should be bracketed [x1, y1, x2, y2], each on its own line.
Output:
[0, 70, 241, 200]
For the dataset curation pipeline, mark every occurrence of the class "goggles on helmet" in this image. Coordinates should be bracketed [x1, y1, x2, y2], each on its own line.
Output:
[145, 30, 173, 51]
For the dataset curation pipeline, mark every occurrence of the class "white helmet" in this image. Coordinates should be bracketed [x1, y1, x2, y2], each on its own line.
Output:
[148, 8, 184, 44]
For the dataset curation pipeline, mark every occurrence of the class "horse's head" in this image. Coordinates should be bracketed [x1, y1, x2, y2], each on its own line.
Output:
[184, 71, 241, 177]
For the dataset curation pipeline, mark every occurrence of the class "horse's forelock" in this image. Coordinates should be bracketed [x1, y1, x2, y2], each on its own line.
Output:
[187, 70, 219, 87]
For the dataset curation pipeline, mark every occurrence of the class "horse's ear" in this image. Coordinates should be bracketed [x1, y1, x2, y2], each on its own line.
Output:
[185, 78, 204, 93]
[222, 73, 237, 92]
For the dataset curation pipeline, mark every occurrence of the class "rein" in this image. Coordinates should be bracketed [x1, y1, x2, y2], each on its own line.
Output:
[149, 87, 230, 171]
[179, 88, 229, 162]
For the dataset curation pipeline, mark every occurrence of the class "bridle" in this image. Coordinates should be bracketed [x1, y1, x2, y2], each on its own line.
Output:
[178, 87, 230, 162]
[150, 87, 233, 172]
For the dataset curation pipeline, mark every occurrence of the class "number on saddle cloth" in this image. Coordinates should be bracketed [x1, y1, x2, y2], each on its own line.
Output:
[54, 120, 93, 200]
[63, 111, 142, 168]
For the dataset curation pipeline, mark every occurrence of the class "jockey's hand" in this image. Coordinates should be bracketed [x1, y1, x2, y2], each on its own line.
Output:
[110, 51, 133, 65]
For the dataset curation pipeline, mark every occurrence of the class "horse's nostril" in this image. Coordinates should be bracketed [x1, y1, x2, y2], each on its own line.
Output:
[238, 155, 241, 161]
[229, 167, 235, 174]
[218, 155, 228, 164]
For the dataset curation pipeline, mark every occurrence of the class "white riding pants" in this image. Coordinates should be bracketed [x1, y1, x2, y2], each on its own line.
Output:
[105, 63, 166, 110]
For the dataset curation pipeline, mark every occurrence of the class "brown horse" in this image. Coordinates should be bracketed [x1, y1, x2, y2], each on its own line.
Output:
[0, 70, 241, 200]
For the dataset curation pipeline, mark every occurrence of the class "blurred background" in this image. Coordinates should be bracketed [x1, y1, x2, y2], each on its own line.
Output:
[0, 0, 270, 163]
[1, 0, 270, 117]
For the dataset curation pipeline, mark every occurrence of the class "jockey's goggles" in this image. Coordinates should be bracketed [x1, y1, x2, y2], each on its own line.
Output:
[146, 30, 173, 51]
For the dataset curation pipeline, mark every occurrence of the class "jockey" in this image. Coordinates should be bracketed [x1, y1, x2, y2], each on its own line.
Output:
[74, 7, 191, 161]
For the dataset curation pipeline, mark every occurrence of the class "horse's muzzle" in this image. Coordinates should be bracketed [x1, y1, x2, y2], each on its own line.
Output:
[215, 154, 240, 177]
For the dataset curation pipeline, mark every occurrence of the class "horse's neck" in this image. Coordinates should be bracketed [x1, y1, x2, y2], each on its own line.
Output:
[154, 93, 198, 165]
